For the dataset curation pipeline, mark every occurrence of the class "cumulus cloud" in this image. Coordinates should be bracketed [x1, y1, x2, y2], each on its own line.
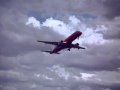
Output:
[26, 16, 108, 45]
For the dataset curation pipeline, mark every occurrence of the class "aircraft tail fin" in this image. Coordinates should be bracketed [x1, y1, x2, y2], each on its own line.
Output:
[41, 50, 60, 54]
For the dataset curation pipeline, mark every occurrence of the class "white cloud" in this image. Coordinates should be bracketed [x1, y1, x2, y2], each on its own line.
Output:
[26, 17, 41, 28]
[42, 74, 54, 80]
[47, 65, 70, 80]
[34, 73, 53, 80]
[42, 17, 71, 36]
[80, 73, 102, 81]
[26, 16, 109, 45]
[47, 65, 81, 81]
[72, 75, 81, 81]
[69, 15, 80, 25]
[47, 65, 102, 82]
[68, 15, 80, 30]
[80, 73, 96, 80]
[34, 73, 40, 77]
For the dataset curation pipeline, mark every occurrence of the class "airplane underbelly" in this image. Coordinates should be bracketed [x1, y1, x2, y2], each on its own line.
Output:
[53, 46, 61, 53]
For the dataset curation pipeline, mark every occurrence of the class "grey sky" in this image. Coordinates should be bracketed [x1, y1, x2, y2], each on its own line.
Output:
[0, 0, 120, 90]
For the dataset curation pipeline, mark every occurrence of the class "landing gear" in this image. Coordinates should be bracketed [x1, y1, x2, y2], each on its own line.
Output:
[68, 48, 70, 51]
[61, 40, 63, 43]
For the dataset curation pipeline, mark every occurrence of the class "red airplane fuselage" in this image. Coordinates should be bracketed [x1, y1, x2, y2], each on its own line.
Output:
[52, 31, 82, 53]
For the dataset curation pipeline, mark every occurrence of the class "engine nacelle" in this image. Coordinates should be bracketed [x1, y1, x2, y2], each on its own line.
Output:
[74, 43, 79, 48]
[75, 43, 79, 46]
[58, 40, 64, 46]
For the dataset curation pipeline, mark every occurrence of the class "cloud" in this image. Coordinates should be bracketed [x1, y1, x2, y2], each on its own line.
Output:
[26, 17, 41, 28]
[26, 16, 108, 45]
[103, 17, 120, 40]
[65, 42, 120, 71]
[80, 73, 96, 81]
[103, 0, 120, 19]
[0, 56, 17, 70]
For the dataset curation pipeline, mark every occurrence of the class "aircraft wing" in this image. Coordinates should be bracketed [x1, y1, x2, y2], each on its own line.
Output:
[37, 40, 58, 45]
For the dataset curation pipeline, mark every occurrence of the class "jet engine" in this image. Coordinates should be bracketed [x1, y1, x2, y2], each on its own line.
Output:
[74, 43, 79, 47]
[58, 40, 64, 46]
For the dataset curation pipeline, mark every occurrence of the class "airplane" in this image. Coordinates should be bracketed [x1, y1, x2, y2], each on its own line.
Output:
[37, 31, 85, 54]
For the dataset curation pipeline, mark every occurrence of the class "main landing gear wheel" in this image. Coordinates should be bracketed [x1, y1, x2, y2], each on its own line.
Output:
[68, 48, 70, 51]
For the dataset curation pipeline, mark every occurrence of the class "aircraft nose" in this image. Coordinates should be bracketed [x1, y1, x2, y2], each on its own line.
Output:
[76, 31, 82, 35]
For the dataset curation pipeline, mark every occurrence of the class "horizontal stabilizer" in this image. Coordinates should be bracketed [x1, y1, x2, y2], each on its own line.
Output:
[79, 46, 85, 49]
[41, 50, 60, 54]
